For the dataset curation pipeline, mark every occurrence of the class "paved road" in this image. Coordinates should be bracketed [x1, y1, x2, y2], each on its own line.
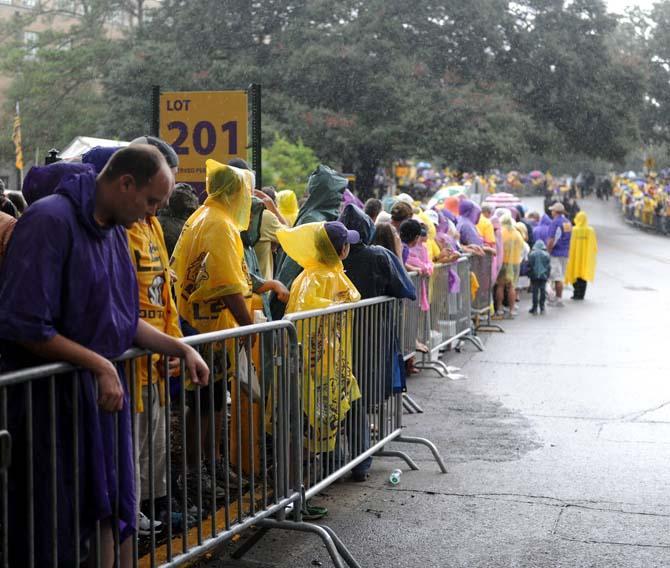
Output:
[215, 197, 670, 568]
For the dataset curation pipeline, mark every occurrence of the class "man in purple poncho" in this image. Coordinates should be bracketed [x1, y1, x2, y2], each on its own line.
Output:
[457, 199, 488, 256]
[0, 145, 209, 566]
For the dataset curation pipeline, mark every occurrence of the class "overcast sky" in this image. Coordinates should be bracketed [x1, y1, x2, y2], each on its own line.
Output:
[606, 0, 656, 14]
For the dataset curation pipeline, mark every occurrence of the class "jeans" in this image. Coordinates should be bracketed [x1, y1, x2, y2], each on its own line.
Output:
[331, 399, 372, 476]
[531, 279, 547, 311]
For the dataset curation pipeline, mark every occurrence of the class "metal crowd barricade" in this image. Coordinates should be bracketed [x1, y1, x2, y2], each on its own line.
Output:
[283, 297, 447, 498]
[401, 271, 421, 362]
[469, 253, 504, 333]
[0, 300, 449, 568]
[400, 272, 424, 414]
[0, 321, 310, 568]
[417, 258, 484, 377]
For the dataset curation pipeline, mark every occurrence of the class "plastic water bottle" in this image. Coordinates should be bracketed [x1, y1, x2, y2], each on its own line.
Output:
[389, 469, 402, 485]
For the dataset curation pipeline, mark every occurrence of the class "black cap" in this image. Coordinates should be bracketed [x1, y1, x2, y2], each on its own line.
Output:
[130, 135, 179, 169]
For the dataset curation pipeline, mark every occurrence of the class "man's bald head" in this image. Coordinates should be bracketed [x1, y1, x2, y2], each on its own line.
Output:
[96, 144, 175, 227]
[99, 144, 167, 186]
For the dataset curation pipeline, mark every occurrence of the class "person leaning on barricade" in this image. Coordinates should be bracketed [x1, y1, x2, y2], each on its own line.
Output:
[82, 139, 188, 535]
[339, 204, 416, 481]
[171, 159, 255, 502]
[277, 220, 361, 517]
[0, 146, 209, 567]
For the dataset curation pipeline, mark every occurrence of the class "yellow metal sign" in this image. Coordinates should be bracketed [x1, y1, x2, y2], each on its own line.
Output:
[159, 90, 248, 184]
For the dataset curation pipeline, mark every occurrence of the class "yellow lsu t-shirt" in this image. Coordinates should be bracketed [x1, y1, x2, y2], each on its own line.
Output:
[127, 217, 182, 409]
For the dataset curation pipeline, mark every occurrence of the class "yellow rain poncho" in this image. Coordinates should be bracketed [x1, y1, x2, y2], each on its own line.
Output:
[476, 214, 495, 245]
[278, 222, 361, 452]
[171, 161, 254, 384]
[416, 212, 441, 262]
[564, 211, 597, 284]
[276, 189, 299, 227]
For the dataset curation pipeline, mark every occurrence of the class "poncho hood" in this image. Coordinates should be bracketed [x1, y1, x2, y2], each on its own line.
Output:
[339, 203, 375, 245]
[532, 240, 547, 251]
[574, 211, 588, 227]
[205, 159, 254, 231]
[295, 165, 347, 225]
[277, 222, 341, 270]
[276, 189, 299, 226]
[343, 188, 364, 209]
[82, 146, 119, 174]
[22, 162, 95, 206]
[459, 199, 481, 225]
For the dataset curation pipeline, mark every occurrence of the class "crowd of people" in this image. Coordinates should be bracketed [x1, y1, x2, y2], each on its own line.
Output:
[0, 141, 599, 566]
[614, 171, 670, 233]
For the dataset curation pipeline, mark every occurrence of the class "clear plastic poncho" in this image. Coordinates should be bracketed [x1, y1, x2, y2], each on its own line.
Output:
[278, 222, 361, 452]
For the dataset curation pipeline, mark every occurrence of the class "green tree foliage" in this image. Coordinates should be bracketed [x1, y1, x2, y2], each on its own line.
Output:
[0, 1, 136, 164]
[0, 0, 660, 185]
[263, 135, 319, 196]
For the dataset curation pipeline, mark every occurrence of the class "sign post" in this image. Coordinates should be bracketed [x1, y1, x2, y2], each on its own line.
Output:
[153, 87, 254, 191]
[249, 83, 262, 188]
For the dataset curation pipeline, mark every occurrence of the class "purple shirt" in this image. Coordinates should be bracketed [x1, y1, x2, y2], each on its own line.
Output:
[548, 214, 572, 257]
[0, 167, 139, 565]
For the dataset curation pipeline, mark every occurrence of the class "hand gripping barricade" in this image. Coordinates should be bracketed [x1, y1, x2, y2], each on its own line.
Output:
[0, 303, 446, 568]
[468, 253, 504, 334]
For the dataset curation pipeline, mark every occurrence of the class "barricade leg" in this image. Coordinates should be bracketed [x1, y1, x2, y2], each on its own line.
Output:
[391, 393, 448, 474]
[416, 309, 449, 377]
[254, 518, 360, 568]
[402, 393, 424, 414]
[474, 311, 505, 334]
[393, 435, 448, 474]
[460, 333, 485, 352]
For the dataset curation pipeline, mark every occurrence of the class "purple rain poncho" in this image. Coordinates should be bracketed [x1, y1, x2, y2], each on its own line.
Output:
[457, 200, 484, 247]
[0, 164, 139, 565]
[533, 214, 552, 244]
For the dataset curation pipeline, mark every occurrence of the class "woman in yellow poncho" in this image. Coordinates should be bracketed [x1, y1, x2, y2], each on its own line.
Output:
[278, 221, 361, 453]
[565, 211, 597, 300]
[276, 189, 299, 227]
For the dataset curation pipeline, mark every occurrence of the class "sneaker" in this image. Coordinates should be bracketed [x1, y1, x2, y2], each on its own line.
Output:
[184, 464, 226, 501]
[529, 309, 537, 315]
[138, 511, 162, 536]
[214, 460, 247, 494]
[351, 470, 369, 482]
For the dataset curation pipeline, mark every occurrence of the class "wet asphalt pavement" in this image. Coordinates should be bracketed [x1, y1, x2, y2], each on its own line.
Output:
[211, 197, 670, 568]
